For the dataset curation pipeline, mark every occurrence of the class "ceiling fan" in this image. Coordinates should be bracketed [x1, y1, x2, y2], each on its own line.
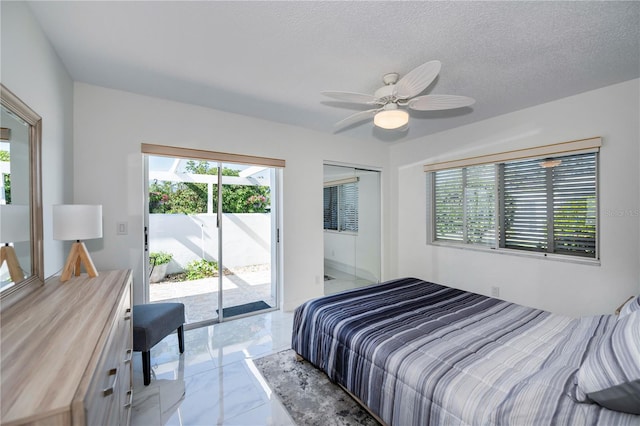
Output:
[322, 60, 475, 130]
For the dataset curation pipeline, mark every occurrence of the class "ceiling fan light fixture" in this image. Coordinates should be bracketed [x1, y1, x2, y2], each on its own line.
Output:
[374, 109, 409, 129]
[324, 59, 473, 131]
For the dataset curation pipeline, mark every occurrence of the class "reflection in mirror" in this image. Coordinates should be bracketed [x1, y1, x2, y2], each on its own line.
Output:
[0, 84, 43, 299]
[0, 108, 31, 290]
[323, 163, 381, 296]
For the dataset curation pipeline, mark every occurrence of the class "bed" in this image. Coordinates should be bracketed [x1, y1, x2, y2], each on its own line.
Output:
[291, 277, 640, 425]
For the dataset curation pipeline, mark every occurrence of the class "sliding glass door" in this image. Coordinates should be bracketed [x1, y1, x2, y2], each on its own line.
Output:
[219, 163, 277, 318]
[145, 152, 279, 327]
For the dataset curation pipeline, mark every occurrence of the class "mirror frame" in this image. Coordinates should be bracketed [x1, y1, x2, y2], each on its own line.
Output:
[0, 84, 44, 299]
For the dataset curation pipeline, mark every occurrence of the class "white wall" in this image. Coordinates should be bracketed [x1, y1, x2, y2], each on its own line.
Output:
[1, 2, 74, 277]
[390, 79, 640, 316]
[149, 213, 271, 274]
[73, 83, 390, 309]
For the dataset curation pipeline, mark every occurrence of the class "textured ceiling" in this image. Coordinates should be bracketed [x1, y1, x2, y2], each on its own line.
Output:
[27, 1, 640, 144]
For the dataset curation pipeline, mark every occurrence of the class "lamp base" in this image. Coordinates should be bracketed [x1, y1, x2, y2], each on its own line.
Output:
[0, 245, 25, 283]
[61, 241, 98, 282]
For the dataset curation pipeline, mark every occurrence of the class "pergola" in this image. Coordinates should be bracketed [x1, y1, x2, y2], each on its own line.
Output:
[148, 158, 270, 214]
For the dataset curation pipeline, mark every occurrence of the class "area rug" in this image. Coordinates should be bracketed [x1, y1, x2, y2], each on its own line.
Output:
[218, 300, 271, 317]
[253, 349, 379, 426]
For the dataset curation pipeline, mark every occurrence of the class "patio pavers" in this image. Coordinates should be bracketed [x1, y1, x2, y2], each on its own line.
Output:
[150, 270, 275, 324]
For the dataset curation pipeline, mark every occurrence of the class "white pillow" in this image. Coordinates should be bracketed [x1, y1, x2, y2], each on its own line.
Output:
[619, 295, 640, 318]
[576, 310, 640, 414]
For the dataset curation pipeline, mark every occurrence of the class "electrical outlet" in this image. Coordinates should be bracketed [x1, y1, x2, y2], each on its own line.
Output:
[491, 286, 500, 298]
[116, 222, 128, 235]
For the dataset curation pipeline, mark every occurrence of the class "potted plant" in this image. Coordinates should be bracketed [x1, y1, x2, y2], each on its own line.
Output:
[149, 251, 173, 283]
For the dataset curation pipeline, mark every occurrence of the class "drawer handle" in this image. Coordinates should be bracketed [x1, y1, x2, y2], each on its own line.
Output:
[103, 368, 118, 397]
[124, 390, 133, 409]
[124, 314, 131, 321]
[124, 349, 133, 364]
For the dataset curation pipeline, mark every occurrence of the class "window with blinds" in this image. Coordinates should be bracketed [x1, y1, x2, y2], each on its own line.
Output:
[500, 159, 549, 252]
[551, 154, 597, 256]
[434, 169, 464, 241]
[324, 182, 358, 232]
[466, 164, 496, 245]
[431, 152, 597, 259]
[433, 165, 495, 245]
[323, 186, 338, 230]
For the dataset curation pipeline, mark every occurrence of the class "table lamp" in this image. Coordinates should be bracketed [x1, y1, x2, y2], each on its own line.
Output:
[53, 204, 103, 282]
[0, 204, 29, 283]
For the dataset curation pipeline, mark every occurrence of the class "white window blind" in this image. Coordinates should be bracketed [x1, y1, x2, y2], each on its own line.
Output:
[466, 165, 496, 245]
[501, 153, 597, 257]
[323, 186, 338, 230]
[339, 183, 358, 232]
[434, 165, 495, 245]
[323, 181, 358, 232]
[552, 154, 597, 257]
[501, 159, 549, 251]
[434, 168, 464, 242]
[430, 151, 598, 259]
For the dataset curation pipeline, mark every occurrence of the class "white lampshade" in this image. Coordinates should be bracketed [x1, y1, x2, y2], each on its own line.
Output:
[374, 109, 409, 130]
[53, 204, 103, 241]
[0, 204, 30, 243]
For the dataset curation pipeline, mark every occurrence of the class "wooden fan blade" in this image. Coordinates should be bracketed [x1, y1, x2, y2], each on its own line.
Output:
[334, 108, 380, 129]
[395, 60, 441, 99]
[321, 91, 378, 104]
[408, 95, 475, 111]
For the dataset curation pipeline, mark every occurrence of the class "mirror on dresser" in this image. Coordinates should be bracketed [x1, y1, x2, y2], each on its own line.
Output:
[0, 84, 43, 299]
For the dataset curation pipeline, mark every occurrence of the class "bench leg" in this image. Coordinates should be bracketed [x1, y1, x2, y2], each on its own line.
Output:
[178, 325, 184, 354]
[142, 351, 151, 386]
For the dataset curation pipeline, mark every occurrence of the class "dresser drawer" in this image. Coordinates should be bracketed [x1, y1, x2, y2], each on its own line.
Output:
[114, 348, 133, 425]
[84, 280, 132, 425]
[84, 329, 121, 424]
[119, 283, 133, 426]
[119, 383, 133, 426]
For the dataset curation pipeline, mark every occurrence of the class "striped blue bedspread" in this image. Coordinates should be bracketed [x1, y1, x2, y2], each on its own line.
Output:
[291, 277, 639, 425]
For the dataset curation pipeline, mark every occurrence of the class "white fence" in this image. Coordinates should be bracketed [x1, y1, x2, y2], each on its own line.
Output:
[149, 213, 271, 274]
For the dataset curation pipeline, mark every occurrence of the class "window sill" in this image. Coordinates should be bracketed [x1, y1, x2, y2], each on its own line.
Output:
[324, 229, 358, 236]
[428, 241, 601, 266]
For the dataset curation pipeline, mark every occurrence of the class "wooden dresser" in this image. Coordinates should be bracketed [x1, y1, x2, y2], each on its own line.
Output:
[1, 270, 133, 426]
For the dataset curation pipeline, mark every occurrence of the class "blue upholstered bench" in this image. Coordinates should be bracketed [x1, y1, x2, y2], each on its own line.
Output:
[133, 303, 185, 386]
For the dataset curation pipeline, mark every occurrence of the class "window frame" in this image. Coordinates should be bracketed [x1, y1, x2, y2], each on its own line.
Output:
[427, 151, 600, 264]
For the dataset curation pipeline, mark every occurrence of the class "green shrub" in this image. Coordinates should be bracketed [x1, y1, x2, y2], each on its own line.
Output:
[185, 259, 218, 280]
[149, 251, 173, 266]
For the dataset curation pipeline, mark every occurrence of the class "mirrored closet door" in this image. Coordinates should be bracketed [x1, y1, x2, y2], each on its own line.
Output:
[323, 164, 381, 295]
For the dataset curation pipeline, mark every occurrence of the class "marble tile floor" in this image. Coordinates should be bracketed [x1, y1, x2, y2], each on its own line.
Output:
[323, 266, 376, 296]
[131, 310, 296, 426]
